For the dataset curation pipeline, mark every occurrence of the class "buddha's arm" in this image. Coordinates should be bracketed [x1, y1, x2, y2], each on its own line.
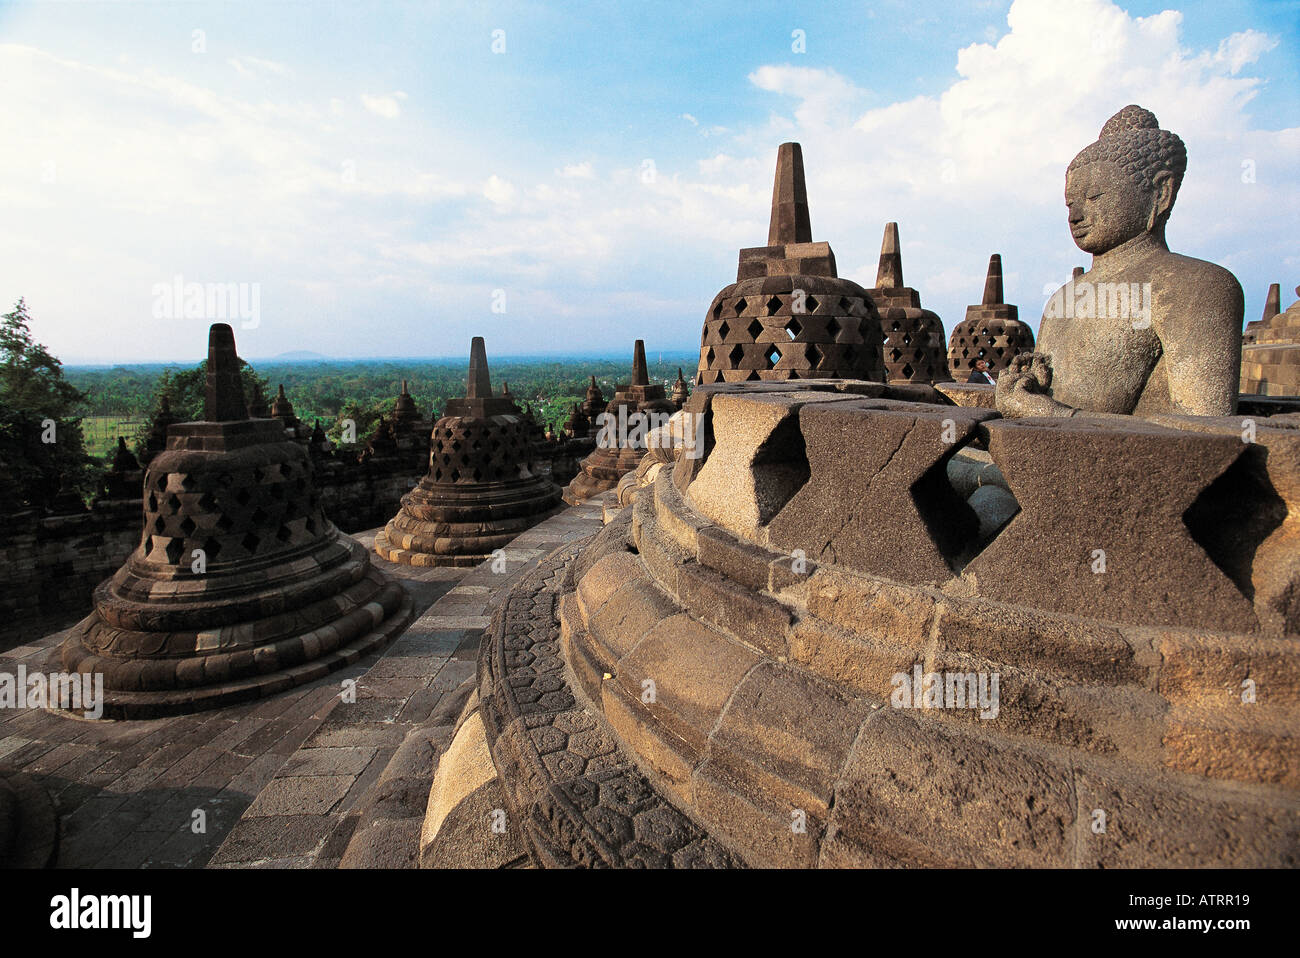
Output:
[1157, 281, 1243, 416]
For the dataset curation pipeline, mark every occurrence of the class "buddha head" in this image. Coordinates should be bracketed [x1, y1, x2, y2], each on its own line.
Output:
[1064, 105, 1187, 255]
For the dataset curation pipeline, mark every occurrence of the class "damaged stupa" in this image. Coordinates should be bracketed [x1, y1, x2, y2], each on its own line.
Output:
[374, 337, 562, 566]
[53, 324, 412, 718]
[696, 142, 885, 385]
[563, 340, 676, 504]
[947, 254, 1035, 382]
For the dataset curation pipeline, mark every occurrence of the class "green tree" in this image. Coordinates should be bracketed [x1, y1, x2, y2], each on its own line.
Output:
[129, 361, 270, 456]
[159, 360, 269, 422]
[0, 299, 97, 510]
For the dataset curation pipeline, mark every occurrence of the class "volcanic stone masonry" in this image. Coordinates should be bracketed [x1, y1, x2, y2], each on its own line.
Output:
[432, 378, 1300, 868]
[374, 337, 563, 567]
[696, 142, 886, 385]
[1241, 284, 1300, 396]
[947, 254, 1035, 382]
[52, 323, 412, 718]
[563, 340, 676, 504]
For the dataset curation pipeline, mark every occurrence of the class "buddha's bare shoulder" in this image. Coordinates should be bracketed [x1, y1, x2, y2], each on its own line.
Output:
[1156, 252, 1243, 299]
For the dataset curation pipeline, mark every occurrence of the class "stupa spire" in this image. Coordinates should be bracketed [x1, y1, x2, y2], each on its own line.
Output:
[982, 254, 1005, 306]
[767, 142, 813, 245]
[632, 340, 649, 387]
[204, 323, 248, 422]
[1263, 283, 1281, 322]
[875, 222, 904, 289]
[467, 336, 492, 399]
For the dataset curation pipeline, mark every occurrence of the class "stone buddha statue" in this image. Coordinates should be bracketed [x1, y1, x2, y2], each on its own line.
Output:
[997, 105, 1243, 418]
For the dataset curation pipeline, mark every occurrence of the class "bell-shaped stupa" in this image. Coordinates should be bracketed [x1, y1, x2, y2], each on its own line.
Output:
[564, 340, 676, 503]
[696, 143, 885, 384]
[870, 222, 951, 383]
[671, 367, 690, 407]
[54, 324, 411, 718]
[947, 254, 1035, 381]
[374, 337, 562, 566]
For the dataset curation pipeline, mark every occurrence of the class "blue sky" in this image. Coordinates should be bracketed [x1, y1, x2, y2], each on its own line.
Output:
[2, 0, 1297, 363]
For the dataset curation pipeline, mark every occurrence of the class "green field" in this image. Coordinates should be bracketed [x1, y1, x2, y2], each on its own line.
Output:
[81, 416, 146, 460]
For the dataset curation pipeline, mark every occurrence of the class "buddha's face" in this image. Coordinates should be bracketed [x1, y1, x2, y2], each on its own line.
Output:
[1064, 161, 1153, 255]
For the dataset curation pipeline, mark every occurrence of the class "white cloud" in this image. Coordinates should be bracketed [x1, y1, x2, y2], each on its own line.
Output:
[228, 55, 294, 79]
[483, 174, 517, 205]
[749, 64, 867, 130]
[360, 91, 407, 119]
[559, 161, 594, 179]
[1211, 30, 1278, 75]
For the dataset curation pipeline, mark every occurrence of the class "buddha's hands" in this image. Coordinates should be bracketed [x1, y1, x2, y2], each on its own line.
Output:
[995, 353, 1077, 418]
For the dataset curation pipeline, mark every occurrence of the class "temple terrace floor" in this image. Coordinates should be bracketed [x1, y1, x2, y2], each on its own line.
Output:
[0, 501, 603, 868]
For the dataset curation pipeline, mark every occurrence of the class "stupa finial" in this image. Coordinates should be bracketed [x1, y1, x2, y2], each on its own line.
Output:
[982, 254, 1005, 306]
[204, 323, 248, 422]
[1263, 283, 1281, 322]
[632, 340, 649, 387]
[467, 336, 492, 399]
[767, 142, 813, 246]
[876, 222, 904, 289]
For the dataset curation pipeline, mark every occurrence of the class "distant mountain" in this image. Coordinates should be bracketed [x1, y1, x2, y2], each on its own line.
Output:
[268, 350, 332, 362]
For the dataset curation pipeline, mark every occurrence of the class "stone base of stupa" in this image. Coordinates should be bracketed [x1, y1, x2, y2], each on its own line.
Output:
[562, 445, 645, 505]
[434, 380, 1300, 868]
[375, 479, 563, 567]
[54, 534, 412, 719]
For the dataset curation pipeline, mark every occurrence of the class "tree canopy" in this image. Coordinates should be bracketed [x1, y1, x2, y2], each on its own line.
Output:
[0, 299, 96, 510]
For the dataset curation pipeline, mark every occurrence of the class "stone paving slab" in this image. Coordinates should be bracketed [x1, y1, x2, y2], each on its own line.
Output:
[212, 500, 604, 869]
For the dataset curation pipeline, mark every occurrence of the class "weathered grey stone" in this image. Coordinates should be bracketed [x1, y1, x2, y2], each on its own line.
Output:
[765, 401, 992, 585]
[966, 416, 1259, 631]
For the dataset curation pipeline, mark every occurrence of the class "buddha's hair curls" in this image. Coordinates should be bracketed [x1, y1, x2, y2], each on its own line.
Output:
[1068, 105, 1187, 199]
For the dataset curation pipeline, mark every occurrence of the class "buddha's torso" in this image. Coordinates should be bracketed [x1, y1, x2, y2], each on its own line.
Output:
[1038, 252, 1177, 415]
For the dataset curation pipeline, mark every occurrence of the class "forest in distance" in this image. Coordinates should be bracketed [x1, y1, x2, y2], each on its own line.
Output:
[67, 352, 700, 460]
